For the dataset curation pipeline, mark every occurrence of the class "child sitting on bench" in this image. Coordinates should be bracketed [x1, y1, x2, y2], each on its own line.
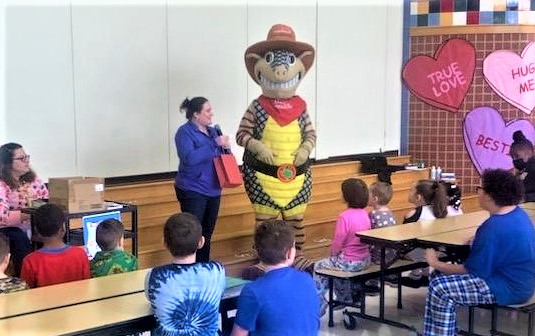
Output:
[145, 212, 226, 335]
[231, 220, 319, 335]
[20, 204, 90, 288]
[314, 178, 372, 315]
[90, 218, 138, 277]
[0, 233, 28, 293]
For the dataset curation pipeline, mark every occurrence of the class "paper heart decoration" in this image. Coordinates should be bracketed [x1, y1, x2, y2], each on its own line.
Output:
[402, 38, 476, 112]
[463, 106, 535, 174]
[483, 42, 535, 115]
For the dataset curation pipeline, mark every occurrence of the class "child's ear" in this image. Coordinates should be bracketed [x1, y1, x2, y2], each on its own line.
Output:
[0, 253, 10, 270]
[197, 236, 205, 249]
[286, 244, 296, 264]
[3, 253, 10, 265]
[119, 236, 125, 249]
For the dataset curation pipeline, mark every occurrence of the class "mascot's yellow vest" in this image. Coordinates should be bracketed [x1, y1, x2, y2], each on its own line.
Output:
[256, 117, 304, 208]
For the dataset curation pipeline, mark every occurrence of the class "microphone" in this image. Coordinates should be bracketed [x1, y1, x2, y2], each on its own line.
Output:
[214, 124, 223, 136]
[214, 124, 229, 153]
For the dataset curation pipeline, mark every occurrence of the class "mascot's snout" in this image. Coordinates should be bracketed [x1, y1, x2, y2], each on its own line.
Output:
[245, 24, 314, 99]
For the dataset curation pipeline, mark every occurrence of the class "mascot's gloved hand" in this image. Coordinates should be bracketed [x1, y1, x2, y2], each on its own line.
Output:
[292, 142, 313, 166]
[248, 139, 277, 165]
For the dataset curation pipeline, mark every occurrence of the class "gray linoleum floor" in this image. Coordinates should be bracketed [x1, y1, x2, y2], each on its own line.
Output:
[319, 284, 530, 336]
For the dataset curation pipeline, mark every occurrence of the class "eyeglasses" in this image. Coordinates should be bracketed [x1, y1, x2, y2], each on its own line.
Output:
[13, 155, 30, 162]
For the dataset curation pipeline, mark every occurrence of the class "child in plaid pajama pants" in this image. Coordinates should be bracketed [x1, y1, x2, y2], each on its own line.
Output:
[423, 169, 535, 336]
[424, 273, 495, 335]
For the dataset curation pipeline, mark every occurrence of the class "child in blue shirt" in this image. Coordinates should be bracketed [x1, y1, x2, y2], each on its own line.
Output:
[423, 169, 535, 336]
[231, 220, 319, 336]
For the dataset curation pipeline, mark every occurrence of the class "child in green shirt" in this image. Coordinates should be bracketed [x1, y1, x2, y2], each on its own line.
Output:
[90, 219, 137, 277]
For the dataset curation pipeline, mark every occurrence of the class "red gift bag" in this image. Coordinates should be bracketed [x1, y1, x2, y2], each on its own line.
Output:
[214, 153, 243, 188]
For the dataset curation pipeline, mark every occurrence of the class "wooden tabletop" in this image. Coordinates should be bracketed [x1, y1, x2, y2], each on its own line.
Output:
[0, 292, 152, 336]
[357, 210, 489, 244]
[0, 268, 148, 320]
[416, 227, 478, 248]
[520, 202, 535, 210]
[0, 276, 248, 335]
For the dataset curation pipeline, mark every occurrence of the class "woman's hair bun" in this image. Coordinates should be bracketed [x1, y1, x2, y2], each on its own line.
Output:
[180, 97, 190, 112]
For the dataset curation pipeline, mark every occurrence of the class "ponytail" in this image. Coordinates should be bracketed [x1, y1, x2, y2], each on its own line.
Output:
[430, 181, 449, 218]
[415, 179, 448, 218]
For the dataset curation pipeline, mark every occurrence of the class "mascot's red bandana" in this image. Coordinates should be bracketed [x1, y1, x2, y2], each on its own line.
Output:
[258, 95, 306, 127]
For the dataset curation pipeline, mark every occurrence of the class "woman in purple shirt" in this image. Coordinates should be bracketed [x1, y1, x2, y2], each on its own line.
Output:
[174, 97, 230, 262]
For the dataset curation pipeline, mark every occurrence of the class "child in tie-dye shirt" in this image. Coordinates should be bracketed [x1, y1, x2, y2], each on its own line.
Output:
[145, 213, 225, 336]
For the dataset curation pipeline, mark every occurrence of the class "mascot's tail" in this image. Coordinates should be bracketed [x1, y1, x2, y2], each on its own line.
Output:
[293, 255, 314, 274]
[241, 256, 314, 281]
[242, 217, 314, 281]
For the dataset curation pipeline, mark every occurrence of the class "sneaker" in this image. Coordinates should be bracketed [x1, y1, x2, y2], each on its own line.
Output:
[364, 284, 380, 296]
[384, 275, 399, 288]
[320, 301, 328, 317]
[333, 303, 346, 311]
[420, 275, 429, 286]
[408, 269, 423, 280]
[365, 279, 379, 287]
[320, 302, 349, 317]
[400, 275, 429, 288]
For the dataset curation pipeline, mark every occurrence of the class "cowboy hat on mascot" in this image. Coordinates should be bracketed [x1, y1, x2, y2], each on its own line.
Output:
[236, 24, 316, 279]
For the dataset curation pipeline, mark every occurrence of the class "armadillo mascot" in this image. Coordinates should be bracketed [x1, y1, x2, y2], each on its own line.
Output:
[236, 24, 316, 279]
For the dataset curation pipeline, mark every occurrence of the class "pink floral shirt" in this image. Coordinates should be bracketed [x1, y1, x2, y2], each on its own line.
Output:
[0, 178, 48, 234]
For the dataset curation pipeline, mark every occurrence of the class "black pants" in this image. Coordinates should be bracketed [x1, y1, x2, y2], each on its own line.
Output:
[174, 187, 221, 262]
[0, 227, 31, 277]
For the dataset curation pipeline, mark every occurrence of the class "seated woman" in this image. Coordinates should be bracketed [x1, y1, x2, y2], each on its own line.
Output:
[510, 130, 535, 202]
[0, 143, 48, 276]
[423, 169, 535, 336]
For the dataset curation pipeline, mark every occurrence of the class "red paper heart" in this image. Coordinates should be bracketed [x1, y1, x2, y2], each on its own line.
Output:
[402, 38, 476, 112]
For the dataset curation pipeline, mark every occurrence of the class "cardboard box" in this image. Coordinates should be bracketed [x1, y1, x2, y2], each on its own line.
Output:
[48, 177, 105, 213]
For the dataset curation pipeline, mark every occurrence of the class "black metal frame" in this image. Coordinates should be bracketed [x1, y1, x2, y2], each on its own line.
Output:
[319, 237, 426, 334]
[23, 202, 139, 256]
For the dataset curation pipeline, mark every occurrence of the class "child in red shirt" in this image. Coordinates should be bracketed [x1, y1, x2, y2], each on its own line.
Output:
[21, 204, 90, 288]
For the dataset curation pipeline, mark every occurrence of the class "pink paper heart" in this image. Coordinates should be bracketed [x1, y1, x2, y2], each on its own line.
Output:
[402, 38, 475, 112]
[463, 106, 535, 174]
[483, 42, 535, 114]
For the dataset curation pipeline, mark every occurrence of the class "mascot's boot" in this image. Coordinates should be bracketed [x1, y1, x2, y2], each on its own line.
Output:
[241, 218, 314, 281]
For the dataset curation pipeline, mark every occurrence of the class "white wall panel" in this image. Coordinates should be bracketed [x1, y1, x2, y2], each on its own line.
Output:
[4, 3, 76, 179]
[167, 0, 248, 167]
[316, 0, 399, 159]
[384, 0, 403, 152]
[71, 3, 169, 177]
[1, 1, 403, 179]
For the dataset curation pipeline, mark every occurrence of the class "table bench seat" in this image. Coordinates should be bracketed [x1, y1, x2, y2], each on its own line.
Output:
[316, 259, 427, 328]
[463, 292, 535, 336]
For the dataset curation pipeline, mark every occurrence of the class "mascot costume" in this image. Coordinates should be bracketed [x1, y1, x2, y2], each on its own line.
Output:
[236, 24, 316, 278]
